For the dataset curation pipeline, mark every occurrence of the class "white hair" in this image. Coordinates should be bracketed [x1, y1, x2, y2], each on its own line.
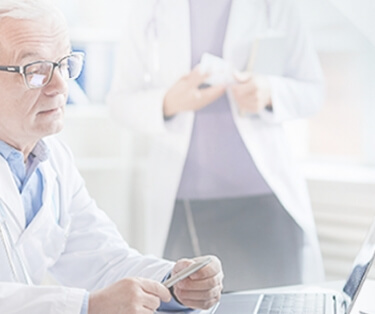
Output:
[0, 0, 65, 22]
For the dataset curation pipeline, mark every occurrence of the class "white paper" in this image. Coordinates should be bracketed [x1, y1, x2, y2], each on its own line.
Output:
[199, 53, 235, 86]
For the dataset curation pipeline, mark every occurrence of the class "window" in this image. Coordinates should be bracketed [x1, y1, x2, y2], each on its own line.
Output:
[288, 0, 375, 165]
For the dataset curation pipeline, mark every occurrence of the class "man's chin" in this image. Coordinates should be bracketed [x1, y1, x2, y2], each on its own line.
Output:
[39, 120, 65, 138]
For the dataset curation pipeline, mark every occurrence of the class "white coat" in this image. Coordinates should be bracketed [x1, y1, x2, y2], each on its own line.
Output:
[107, 0, 325, 283]
[0, 137, 173, 314]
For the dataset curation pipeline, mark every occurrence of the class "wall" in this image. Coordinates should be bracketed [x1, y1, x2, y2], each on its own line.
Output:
[57, 106, 139, 246]
[304, 163, 375, 280]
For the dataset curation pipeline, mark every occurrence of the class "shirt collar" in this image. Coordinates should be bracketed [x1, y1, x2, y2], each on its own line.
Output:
[0, 140, 50, 164]
[28, 140, 49, 163]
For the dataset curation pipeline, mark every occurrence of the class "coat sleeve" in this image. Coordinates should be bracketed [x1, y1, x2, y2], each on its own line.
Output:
[47, 139, 174, 292]
[0, 282, 86, 314]
[258, 0, 325, 124]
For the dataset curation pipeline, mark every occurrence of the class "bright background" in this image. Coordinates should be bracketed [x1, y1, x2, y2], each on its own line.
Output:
[54, 0, 375, 281]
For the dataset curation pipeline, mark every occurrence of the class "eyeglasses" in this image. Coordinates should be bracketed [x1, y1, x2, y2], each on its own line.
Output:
[0, 52, 84, 89]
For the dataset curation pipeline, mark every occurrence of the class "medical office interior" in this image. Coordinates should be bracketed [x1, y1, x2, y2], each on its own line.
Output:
[54, 0, 375, 283]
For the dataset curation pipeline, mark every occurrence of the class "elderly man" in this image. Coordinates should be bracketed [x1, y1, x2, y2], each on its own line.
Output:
[0, 1, 223, 313]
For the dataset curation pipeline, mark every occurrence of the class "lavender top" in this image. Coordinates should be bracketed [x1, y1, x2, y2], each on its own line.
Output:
[176, 0, 272, 199]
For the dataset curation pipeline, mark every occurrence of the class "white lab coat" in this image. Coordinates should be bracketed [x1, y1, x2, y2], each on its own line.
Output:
[107, 0, 325, 283]
[0, 137, 174, 314]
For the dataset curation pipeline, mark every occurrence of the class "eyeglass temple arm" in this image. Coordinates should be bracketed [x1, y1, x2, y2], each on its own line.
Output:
[0, 66, 22, 73]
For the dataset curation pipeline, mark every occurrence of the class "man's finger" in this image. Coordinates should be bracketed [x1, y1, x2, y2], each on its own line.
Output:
[141, 279, 171, 303]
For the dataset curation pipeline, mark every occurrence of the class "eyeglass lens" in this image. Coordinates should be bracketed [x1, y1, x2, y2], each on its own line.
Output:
[24, 54, 83, 89]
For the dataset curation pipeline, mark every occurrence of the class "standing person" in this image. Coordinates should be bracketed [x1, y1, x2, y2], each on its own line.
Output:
[0, 1, 223, 313]
[107, 0, 325, 291]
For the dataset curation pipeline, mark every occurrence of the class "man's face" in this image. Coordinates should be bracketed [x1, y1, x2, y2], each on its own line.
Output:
[0, 16, 71, 151]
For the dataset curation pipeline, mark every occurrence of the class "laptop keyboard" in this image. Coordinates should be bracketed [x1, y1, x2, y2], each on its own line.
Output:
[258, 293, 326, 313]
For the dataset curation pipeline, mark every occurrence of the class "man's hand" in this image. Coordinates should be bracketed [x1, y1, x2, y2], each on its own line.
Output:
[163, 67, 226, 117]
[88, 277, 171, 314]
[231, 72, 272, 115]
[172, 255, 224, 310]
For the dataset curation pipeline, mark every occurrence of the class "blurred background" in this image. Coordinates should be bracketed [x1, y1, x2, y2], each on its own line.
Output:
[54, 0, 375, 281]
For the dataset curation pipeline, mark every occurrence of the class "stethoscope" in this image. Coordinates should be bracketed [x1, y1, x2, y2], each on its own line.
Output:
[0, 199, 32, 285]
[143, 0, 161, 87]
[142, 0, 274, 87]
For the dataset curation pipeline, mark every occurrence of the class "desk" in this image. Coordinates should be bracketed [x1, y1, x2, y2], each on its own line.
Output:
[157, 279, 375, 313]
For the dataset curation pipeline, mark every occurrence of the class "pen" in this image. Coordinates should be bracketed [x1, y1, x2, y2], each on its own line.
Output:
[163, 257, 212, 288]
[209, 301, 220, 313]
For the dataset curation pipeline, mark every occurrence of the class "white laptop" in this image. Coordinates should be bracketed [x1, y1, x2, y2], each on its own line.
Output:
[210, 219, 375, 314]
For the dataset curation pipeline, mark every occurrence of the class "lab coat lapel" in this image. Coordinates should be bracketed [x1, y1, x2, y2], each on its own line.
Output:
[17, 159, 59, 233]
[39, 159, 59, 222]
[16, 160, 66, 284]
[0, 157, 26, 235]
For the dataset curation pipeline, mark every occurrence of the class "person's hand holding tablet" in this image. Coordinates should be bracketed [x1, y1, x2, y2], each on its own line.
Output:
[166, 256, 223, 310]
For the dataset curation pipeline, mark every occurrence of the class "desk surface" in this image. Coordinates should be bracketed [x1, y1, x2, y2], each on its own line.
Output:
[157, 279, 375, 313]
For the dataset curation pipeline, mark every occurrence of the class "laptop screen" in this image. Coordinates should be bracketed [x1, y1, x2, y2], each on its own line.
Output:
[342, 219, 375, 311]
